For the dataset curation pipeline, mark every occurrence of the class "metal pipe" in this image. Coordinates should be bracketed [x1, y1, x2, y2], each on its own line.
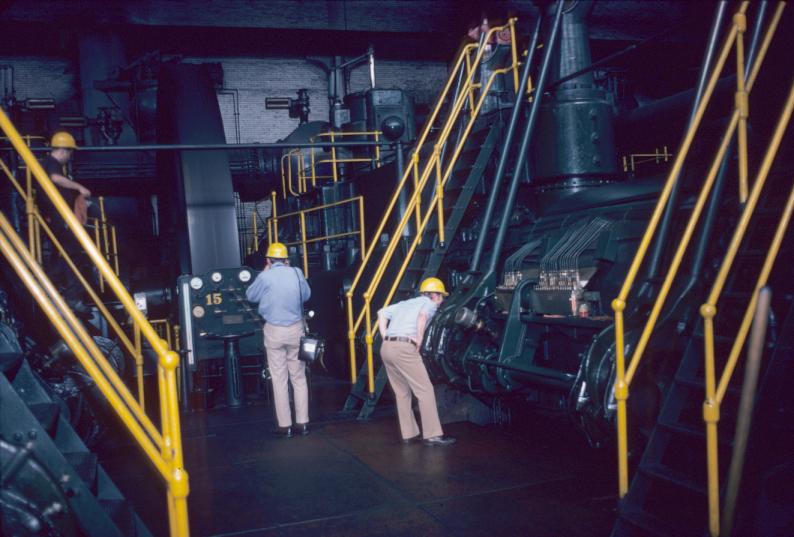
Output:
[470, 14, 543, 271]
[464, 356, 575, 385]
[10, 140, 391, 153]
[687, 0, 768, 282]
[646, 1, 728, 280]
[485, 2, 564, 275]
[722, 286, 771, 537]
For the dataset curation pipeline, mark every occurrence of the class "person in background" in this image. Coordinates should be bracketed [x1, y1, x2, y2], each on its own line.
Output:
[246, 242, 311, 438]
[41, 131, 92, 310]
[378, 277, 456, 446]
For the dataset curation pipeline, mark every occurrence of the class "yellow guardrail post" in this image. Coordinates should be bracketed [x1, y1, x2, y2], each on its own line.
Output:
[0, 106, 190, 536]
[110, 225, 119, 275]
[434, 145, 445, 245]
[366, 64, 523, 347]
[134, 322, 145, 410]
[299, 211, 308, 276]
[509, 18, 519, 92]
[92, 219, 105, 292]
[412, 154, 421, 231]
[612, 298, 629, 495]
[343, 34, 492, 383]
[373, 131, 381, 168]
[330, 131, 338, 182]
[357, 196, 366, 261]
[280, 154, 287, 199]
[734, 11, 749, 203]
[346, 292, 357, 383]
[464, 49, 476, 117]
[612, 2, 750, 497]
[363, 295, 375, 394]
[99, 196, 110, 264]
[700, 82, 793, 536]
[349, 22, 515, 386]
[0, 215, 169, 476]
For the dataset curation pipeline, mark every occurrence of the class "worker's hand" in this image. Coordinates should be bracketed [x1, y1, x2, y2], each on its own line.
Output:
[78, 185, 91, 198]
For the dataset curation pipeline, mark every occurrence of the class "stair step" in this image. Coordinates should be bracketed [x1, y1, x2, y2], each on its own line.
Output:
[63, 451, 99, 492]
[675, 373, 742, 398]
[658, 418, 705, 439]
[99, 499, 136, 537]
[639, 462, 706, 495]
[616, 509, 692, 537]
[28, 402, 60, 436]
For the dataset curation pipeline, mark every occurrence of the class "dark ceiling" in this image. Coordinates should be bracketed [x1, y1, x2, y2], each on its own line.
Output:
[0, 1, 711, 60]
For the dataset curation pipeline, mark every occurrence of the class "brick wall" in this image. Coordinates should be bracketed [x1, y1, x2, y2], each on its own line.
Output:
[2, 55, 448, 144]
[188, 56, 449, 143]
[0, 57, 76, 102]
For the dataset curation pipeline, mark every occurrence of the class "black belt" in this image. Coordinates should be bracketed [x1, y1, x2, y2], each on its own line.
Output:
[384, 336, 416, 346]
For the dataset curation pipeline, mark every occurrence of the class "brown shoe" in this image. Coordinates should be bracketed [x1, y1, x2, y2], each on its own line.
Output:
[297, 423, 310, 436]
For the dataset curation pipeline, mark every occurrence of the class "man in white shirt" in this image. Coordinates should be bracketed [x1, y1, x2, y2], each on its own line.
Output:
[378, 277, 455, 446]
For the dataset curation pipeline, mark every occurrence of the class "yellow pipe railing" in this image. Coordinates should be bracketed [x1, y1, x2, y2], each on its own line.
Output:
[0, 108, 190, 536]
[279, 131, 382, 200]
[1, 151, 149, 408]
[610, 0, 786, 498]
[267, 196, 366, 277]
[345, 19, 519, 391]
[346, 19, 515, 386]
[699, 80, 794, 537]
[362, 63, 520, 386]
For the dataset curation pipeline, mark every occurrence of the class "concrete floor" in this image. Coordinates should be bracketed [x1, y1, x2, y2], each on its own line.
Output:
[98, 376, 618, 536]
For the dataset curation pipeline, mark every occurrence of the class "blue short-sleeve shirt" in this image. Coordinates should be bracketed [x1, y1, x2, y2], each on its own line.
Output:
[379, 296, 437, 338]
[245, 262, 311, 326]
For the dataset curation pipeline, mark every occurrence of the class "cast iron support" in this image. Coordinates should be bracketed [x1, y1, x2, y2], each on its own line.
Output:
[485, 1, 565, 276]
[469, 14, 544, 272]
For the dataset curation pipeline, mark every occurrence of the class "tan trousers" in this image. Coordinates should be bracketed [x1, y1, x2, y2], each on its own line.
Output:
[380, 340, 443, 440]
[264, 322, 308, 428]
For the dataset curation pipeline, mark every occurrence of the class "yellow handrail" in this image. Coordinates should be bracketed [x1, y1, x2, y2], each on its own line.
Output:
[362, 63, 520, 388]
[1, 155, 149, 409]
[699, 80, 794, 537]
[344, 19, 519, 389]
[0, 107, 190, 536]
[610, 0, 787, 498]
[267, 196, 366, 277]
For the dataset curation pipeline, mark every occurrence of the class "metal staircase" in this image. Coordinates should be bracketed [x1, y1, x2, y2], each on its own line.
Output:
[343, 114, 505, 419]
[1, 358, 153, 536]
[613, 159, 793, 536]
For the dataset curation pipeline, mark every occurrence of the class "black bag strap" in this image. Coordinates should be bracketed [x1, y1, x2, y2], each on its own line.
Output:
[293, 268, 305, 331]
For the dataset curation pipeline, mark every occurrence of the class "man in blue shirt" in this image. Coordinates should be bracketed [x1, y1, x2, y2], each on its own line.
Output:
[246, 242, 311, 437]
[378, 277, 455, 446]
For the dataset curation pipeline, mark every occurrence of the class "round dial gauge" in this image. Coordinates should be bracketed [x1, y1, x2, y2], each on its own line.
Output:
[192, 305, 205, 318]
[211, 272, 223, 283]
[189, 277, 203, 290]
[238, 269, 252, 283]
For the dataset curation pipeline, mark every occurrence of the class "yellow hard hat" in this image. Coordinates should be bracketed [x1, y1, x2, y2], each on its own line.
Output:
[266, 242, 288, 259]
[51, 131, 78, 149]
[419, 277, 448, 296]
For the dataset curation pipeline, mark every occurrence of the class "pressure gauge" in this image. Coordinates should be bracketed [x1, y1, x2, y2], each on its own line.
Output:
[192, 305, 205, 318]
[238, 269, 252, 283]
[190, 277, 204, 290]
[211, 271, 223, 283]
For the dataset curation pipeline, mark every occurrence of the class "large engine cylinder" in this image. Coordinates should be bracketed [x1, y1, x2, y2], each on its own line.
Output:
[532, 1, 617, 197]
